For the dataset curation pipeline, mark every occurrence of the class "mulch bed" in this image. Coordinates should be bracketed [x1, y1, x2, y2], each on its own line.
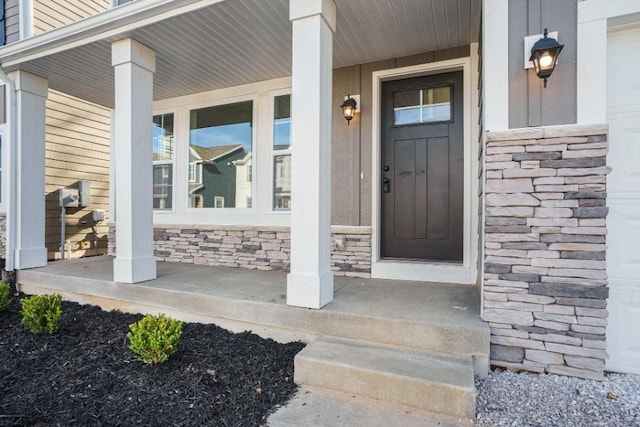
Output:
[0, 291, 305, 426]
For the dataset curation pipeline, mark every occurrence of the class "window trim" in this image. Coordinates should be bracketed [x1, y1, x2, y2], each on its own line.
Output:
[152, 109, 177, 213]
[184, 93, 258, 212]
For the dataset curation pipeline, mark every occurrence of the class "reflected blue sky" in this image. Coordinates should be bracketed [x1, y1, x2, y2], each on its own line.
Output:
[190, 122, 252, 151]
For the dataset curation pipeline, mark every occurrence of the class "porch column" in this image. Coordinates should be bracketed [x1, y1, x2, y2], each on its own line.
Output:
[111, 38, 157, 283]
[10, 70, 48, 269]
[286, 0, 336, 309]
[482, 0, 509, 131]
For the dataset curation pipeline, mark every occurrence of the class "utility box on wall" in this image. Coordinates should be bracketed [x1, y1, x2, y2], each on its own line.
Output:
[78, 180, 91, 207]
[59, 188, 79, 208]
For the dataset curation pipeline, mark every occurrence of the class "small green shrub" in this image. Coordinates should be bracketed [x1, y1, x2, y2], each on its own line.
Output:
[20, 294, 62, 334]
[0, 281, 12, 311]
[127, 313, 183, 365]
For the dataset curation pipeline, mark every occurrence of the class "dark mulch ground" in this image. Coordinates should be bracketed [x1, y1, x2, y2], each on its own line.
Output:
[0, 291, 305, 426]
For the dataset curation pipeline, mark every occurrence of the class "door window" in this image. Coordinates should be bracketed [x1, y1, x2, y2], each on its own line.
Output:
[393, 86, 451, 126]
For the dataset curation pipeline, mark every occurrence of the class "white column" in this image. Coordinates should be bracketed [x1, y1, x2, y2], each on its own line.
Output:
[111, 38, 157, 283]
[576, 17, 607, 124]
[10, 70, 48, 269]
[287, 0, 336, 309]
[482, 0, 510, 131]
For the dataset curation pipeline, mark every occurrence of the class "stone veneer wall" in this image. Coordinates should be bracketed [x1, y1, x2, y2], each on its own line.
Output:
[483, 124, 610, 380]
[108, 223, 371, 278]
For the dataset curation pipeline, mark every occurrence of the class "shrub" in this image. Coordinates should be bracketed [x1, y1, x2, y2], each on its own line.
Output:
[127, 313, 183, 365]
[20, 294, 62, 334]
[0, 281, 11, 311]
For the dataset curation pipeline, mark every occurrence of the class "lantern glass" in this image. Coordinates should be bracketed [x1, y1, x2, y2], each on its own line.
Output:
[340, 96, 357, 124]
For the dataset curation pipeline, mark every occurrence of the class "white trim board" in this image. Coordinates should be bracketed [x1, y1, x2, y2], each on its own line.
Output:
[370, 58, 479, 284]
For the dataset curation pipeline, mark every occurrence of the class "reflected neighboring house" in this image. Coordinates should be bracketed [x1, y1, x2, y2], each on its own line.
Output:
[188, 144, 245, 208]
[273, 155, 291, 210]
[233, 152, 252, 208]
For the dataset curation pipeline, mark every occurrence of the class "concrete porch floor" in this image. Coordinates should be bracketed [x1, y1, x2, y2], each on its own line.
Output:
[17, 256, 489, 424]
[16, 256, 486, 346]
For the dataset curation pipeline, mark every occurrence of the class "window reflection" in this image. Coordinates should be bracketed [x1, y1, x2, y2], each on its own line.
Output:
[153, 113, 174, 210]
[188, 101, 253, 208]
[393, 86, 451, 126]
[273, 155, 291, 210]
[273, 95, 291, 210]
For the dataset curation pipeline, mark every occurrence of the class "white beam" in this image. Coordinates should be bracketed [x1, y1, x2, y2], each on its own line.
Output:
[112, 38, 157, 283]
[482, 0, 510, 131]
[10, 70, 48, 269]
[287, 0, 336, 309]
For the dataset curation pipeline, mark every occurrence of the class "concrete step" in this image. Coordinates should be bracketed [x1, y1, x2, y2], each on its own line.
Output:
[294, 337, 476, 422]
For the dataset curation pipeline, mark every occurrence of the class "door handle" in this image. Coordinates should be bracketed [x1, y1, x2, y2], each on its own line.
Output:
[383, 177, 390, 193]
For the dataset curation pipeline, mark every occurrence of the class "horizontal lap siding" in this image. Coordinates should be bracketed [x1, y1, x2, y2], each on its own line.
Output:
[33, 0, 112, 259]
[33, 0, 110, 34]
[45, 90, 111, 260]
[5, 0, 20, 44]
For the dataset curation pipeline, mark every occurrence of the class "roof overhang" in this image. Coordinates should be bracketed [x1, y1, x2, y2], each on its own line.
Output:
[0, 0, 481, 108]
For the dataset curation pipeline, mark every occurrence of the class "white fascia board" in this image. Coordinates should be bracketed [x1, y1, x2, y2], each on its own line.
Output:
[0, 0, 227, 68]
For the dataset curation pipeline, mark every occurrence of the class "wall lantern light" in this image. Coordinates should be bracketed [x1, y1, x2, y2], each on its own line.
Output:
[528, 28, 564, 88]
[340, 95, 358, 125]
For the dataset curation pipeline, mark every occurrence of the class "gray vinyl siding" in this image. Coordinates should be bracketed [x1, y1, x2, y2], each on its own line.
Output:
[33, 0, 110, 34]
[508, 0, 577, 128]
[5, 0, 20, 44]
[332, 46, 471, 227]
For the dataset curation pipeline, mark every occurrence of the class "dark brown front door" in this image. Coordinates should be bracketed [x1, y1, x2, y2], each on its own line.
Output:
[381, 71, 463, 262]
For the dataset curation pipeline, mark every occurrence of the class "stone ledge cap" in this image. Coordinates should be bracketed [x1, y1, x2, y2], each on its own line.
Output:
[486, 123, 609, 142]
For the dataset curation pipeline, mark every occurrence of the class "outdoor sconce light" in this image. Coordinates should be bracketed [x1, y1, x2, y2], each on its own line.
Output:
[528, 28, 564, 88]
[340, 95, 358, 125]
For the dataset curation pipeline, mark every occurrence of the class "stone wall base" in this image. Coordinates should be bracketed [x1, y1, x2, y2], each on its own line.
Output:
[108, 223, 372, 278]
[483, 124, 610, 381]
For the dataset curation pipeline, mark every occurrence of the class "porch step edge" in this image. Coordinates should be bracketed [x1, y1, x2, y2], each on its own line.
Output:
[17, 268, 489, 361]
[294, 337, 476, 421]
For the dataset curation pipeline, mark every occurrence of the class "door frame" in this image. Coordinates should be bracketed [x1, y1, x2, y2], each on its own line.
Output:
[370, 55, 479, 284]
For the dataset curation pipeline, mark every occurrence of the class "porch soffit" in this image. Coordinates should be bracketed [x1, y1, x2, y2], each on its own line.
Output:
[0, 0, 480, 108]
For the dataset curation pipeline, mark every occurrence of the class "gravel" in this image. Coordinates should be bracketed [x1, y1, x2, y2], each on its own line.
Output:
[476, 369, 640, 426]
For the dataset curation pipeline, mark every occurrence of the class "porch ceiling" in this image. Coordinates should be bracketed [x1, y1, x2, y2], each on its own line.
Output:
[0, 0, 480, 108]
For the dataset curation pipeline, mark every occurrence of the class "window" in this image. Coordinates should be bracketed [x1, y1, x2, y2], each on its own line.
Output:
[273, 94, 291, 210]
[393, 86, 452, 126]
[152, 113, 174, 210]
[189, 101, 253, 208]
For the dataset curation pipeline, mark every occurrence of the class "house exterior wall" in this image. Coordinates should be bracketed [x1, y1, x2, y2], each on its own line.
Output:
[119, 48, 474, 277]
[508, 0, 577, 128]
[30, 0, 113, 260]
[32, 0, 111, 34]
[332, 45, 471, 227]
[483, 123, 609, 380]
[108, 223, 372, 278]
[44, 91, 111, 259]
[5, 0, 21, 44]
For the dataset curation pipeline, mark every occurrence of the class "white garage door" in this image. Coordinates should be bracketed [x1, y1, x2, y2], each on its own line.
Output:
[606, 24, 640, 374]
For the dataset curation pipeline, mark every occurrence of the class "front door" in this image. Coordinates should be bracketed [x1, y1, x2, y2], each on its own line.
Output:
[381, 72, 463, 262]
